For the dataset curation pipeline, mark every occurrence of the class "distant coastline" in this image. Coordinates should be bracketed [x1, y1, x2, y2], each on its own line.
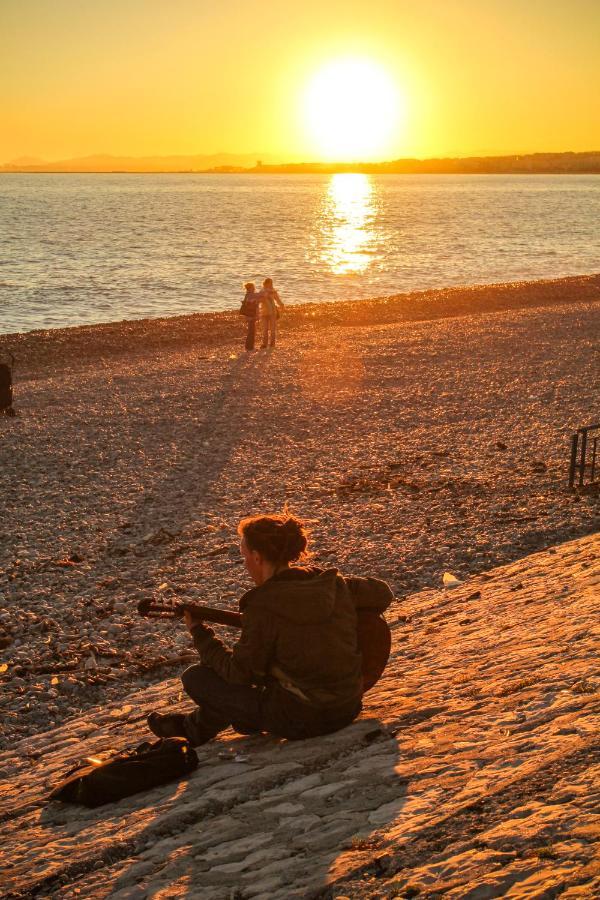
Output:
[1, 150, 599, 175]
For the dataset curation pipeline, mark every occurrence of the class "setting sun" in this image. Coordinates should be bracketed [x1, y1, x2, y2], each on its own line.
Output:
[303, 58, 403, 162]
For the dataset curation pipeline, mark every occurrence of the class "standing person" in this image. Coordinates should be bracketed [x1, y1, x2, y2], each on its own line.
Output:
[147, 511, 393, 746]
[258, 277, 284, 348]
[240, 282, 259, 351]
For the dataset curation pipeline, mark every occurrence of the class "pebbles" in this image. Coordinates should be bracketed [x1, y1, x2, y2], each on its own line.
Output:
[1, 533, 598, 899]
[0, 276, 599, 749]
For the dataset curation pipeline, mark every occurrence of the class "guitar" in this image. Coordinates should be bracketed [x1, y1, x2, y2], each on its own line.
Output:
[137, 596, 391, 694]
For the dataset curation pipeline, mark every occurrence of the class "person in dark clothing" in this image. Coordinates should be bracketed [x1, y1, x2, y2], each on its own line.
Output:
[147, 512, 393, 746]
[241, 282, 259, 351]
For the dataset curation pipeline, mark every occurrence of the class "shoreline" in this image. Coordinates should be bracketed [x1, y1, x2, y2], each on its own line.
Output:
[5, 273, 600, 373]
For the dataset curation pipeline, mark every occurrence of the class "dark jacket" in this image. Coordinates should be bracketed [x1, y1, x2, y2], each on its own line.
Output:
[191, 566, 394, 709]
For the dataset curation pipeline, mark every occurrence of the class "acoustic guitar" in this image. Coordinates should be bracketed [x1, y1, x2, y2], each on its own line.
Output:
[137, 596, 391, 694]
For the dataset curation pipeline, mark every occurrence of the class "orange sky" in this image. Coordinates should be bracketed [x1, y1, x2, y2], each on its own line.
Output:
[2, 0, 599, 163]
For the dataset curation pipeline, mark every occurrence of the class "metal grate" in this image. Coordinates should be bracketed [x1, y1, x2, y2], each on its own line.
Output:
[568, 423, 600, 488]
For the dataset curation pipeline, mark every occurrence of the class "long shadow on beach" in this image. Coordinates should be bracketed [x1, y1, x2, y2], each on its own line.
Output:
[100, 349, 274, 590]
[55, 719, 404, 900]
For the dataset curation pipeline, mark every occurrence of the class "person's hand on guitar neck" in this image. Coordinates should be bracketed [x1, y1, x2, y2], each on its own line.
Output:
[183, 607, 213, 638]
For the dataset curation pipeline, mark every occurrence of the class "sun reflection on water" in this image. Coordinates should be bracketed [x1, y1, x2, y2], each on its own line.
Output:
[320, 173, 377, 275]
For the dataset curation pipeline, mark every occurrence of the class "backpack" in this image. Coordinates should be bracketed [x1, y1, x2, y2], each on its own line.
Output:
[47, 737, 198, 808]
[239, 297, 256, 317]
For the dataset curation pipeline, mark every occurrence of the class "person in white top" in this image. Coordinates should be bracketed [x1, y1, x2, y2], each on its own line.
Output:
[258, 278, 284, 348]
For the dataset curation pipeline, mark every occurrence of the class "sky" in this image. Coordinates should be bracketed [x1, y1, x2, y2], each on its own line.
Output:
[1, 0, 599, 164]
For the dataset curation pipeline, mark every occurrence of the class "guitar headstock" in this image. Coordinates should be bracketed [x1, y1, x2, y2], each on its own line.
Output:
[137, 596, 183, 619]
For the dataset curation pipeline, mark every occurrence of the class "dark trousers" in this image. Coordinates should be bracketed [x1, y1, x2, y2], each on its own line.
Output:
[181, 664, 362, 745]
[245, 317, 256, 351]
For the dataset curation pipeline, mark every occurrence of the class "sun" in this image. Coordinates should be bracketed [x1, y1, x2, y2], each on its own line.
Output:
[303, 58, 402, 162]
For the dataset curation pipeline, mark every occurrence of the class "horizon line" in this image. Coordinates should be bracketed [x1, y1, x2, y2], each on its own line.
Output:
[2, 149, 600, 175]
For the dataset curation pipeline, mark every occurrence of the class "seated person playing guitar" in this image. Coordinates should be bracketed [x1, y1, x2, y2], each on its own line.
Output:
[147, 512, 393, 746]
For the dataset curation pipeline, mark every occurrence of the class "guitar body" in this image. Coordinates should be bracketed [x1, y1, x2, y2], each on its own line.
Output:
[356, 609, 392, 693]
[138, 598, 391, 694]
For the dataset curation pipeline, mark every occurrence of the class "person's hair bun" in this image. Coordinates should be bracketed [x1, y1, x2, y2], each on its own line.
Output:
[280, 516, 308, 563]
[238, 511, 310, 566]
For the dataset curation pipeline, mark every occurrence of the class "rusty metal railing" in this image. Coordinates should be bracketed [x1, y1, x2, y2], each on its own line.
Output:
[568, 423, 600, 488]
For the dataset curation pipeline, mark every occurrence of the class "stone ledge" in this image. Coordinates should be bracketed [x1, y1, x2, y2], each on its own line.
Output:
[1, 532, 599, 898]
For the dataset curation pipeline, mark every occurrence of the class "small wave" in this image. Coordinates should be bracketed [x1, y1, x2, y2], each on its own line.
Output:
[47, 284, 80, 293]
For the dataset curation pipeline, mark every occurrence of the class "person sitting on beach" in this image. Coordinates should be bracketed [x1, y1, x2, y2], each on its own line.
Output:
[147, 511, 393, 746]
[240, 281, 259, 351]
[257, 277, 284, 348]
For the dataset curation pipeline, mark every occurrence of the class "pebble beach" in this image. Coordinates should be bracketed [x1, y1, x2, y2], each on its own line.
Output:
[1, 273, 599, 751]
[2, 523, 599, 897]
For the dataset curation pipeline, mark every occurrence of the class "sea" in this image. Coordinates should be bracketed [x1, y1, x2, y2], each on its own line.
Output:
[0, 173, 599, 335]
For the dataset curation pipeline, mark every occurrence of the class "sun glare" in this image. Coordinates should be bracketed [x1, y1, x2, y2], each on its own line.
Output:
[303, 58, 402, 161]
[321, 173, 376, 274]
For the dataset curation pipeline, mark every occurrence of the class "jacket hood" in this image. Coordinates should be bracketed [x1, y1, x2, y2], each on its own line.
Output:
[240, 566, 341, 625]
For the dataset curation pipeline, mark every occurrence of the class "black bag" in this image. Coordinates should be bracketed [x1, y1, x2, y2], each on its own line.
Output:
[239, 299, 254, 317]
[48, 737, 198, 808]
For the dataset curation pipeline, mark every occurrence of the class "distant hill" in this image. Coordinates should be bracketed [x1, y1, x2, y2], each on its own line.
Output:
[4, 156, 46, 168]
[1, 150, 599, 174]
[0, 152, 269, 173]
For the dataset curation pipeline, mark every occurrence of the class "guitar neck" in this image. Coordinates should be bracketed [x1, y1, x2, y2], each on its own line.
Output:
[179, 601, 242, 629]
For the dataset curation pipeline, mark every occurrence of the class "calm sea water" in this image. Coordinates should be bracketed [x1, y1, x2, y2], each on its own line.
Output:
[0, 173, 599, 334]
